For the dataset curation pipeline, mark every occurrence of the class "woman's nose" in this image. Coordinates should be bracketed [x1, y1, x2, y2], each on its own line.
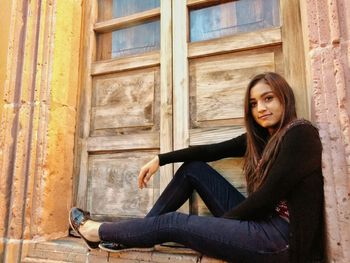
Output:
[257, 101, 267, 112]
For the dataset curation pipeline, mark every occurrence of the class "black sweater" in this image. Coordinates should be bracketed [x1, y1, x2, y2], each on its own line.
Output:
[158, 122, 324, 263]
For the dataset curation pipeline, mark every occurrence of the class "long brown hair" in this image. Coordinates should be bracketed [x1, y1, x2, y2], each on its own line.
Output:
[243, 72, 297, 194]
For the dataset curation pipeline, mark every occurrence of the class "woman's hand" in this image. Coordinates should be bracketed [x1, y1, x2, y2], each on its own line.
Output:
[138, 156, 160, 189]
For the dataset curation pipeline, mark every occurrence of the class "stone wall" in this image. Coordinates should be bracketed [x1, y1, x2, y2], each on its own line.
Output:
[300, 0, 350, 262]
[0, 0, 82, 262]
[0, 0, 349, 262]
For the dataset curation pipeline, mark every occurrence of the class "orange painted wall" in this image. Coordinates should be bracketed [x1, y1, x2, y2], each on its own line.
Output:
[0, 0, 12, 120]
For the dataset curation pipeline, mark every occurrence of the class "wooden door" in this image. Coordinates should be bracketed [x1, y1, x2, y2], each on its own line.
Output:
[172, 0, 307, 215]
[75, 0, 173, 220]
[75, 0, 307, 219]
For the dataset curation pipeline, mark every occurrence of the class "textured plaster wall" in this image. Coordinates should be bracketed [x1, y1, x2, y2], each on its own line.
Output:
[34, 0, 82, 237]
[0, 0, 11, 121]
[300, 0, 350, 262]
[0, 0, 82, 262]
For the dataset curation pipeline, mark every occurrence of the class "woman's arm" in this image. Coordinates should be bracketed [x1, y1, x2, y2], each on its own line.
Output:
[158, 133, 247, 166]
[138, 133, 246, 189]
[223, 124, 322, 220]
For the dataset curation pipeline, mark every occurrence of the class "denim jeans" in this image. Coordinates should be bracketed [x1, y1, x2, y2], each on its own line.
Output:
[99, 161, 289, 263]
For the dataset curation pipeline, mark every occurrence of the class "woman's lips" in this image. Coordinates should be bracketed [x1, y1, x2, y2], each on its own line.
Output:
[259, 114, 272, 120]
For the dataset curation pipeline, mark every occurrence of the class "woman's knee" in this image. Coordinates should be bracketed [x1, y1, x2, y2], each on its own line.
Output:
[175, 161, 209, 179]
[161, 212, 188, 225]
[180, 161, 209, 172]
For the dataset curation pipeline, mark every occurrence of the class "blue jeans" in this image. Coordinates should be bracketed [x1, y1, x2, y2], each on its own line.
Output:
[99, 161, 289, 263]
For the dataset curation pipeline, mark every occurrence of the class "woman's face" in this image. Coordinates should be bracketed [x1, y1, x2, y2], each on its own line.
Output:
[249, 81, 284, 134]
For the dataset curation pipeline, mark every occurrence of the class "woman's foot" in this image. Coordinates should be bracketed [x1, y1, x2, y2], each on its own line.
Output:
[78, 219, 101, 242]
[69, 207, 101, 249]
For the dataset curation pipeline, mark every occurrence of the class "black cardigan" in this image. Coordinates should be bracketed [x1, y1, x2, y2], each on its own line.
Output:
[158, 122, 324, 263]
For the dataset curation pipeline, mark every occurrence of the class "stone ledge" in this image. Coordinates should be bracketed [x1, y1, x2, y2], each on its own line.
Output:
[22, 237, 226, 263]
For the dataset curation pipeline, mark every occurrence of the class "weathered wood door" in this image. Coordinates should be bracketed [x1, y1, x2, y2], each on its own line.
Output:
[173, 0, 307, 215]
[75, 0, 307, 219]
[75, 0, 173, 220]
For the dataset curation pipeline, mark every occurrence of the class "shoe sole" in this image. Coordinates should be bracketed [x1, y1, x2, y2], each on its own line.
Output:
[99, 243, 154, 253]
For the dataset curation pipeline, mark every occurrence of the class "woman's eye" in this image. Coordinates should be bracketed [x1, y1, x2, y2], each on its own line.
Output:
[250, 102, 257, 108]
[265, 96, 273, 102]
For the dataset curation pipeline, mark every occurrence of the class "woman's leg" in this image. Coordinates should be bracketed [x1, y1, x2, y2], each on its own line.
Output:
[99, 212, 289, 263]
[147, 161, 245, 217]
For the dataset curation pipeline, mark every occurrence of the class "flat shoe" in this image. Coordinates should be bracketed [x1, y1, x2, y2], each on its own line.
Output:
[69, 207, 100, 249]
[99, 242, 154, 253]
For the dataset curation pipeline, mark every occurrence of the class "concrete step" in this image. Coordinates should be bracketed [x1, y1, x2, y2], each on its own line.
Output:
[22, 257, 71, 263]
[22, 237, 87, 263]
[88, 245, 202, 263]
[22, 237, 226, 263]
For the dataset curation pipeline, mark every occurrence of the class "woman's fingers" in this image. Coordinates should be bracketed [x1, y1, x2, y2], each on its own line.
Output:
[138, 156, 159, 189]
[143, 171, 153, 186]
[138, 168, 148, 189]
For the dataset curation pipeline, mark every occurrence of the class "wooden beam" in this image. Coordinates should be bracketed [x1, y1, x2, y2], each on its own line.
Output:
[94, 7, 160, 33]
[190, 126, 245, 145]
[280, 0, 308, 118]
[188, 27, 282, 59]
[187, 0, 235, 9]
[75, 0, 98, 210]
[87, 133, 159, 152]
[91, 51, 160, 75]
[173, 0, 189, 152]
[159, 0, 174, 193]
[172, 0, 190, 213]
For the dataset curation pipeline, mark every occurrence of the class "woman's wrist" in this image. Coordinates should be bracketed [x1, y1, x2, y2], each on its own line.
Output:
[154, 155, 159, 164]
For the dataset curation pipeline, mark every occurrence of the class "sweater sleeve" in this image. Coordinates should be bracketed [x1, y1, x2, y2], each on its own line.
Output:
[158, 133, 246, 166]
[223, 124, 322, 220]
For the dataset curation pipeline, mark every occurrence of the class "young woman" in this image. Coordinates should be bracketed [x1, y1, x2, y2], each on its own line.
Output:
[70, 72, 324, 263]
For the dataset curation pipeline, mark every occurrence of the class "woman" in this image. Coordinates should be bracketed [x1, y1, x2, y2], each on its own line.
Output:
[70, 72, 324, 263]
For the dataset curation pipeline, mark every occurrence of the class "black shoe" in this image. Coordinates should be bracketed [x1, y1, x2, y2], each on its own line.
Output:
[69, 207, 100, 249]
[99, 242, 154, 253]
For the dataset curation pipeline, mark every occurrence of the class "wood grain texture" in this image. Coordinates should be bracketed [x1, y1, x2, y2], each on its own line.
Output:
[191, 158, 246, 216]
[91, 68, 160, 132]
[96, 0, 112, 60]
[88, 151, 159, 218]
[188, 27, 282, 59]
[280, 0, 308, 118]
[87, 133, 159, 152]
[173, 0, 189, 152]
[94, 7, 160, 33]
[189, 50, 276, 127]
[190, 126, 245, 145]
[187, 0, 233, 9]
[91, 51, 160, 75]
[160, 0, 174, 193]
[75, 0, 98, 210]
[172, 0, 190, 213]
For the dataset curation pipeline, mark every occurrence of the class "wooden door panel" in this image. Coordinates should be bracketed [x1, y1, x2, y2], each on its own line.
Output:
[88, 151, 159, 220]
[192, 158, 245, 216]
[91, 67, 160, 135]
[190, 51, 277, 127]
[87, 67, 161, 219]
